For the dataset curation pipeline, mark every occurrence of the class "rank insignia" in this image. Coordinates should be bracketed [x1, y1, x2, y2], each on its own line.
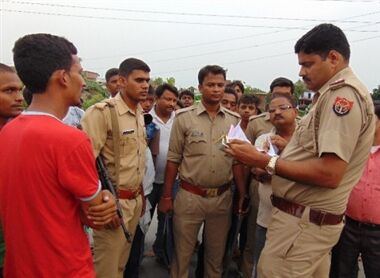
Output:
[333, 97, 353, 116]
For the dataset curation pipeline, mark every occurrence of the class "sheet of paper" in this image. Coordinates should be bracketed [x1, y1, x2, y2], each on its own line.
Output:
[225, 123, 250, 143]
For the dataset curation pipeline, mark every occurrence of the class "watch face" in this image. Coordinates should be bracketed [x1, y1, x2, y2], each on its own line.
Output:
[265, 165, 274, 175]
[265, 156, 278, 176]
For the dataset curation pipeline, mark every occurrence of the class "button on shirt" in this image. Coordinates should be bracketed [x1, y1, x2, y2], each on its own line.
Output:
[271, 67, 375, 214]
[150, 107, 175, 184]
[81, 93, 146, 191]
[346, 146, 380, 225]
[167, 102, 240, 188]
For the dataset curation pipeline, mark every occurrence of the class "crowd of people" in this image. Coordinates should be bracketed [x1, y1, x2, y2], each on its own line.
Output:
[0, 23, 379, 278]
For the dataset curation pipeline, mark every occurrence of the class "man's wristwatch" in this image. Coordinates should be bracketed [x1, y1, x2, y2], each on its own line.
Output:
[265, 155, 279, 176]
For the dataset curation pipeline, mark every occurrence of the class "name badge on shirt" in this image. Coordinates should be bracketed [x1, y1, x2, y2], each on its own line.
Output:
[122, 129, 135, 135]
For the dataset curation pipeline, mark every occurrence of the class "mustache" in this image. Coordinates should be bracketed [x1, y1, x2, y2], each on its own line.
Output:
[274, 115, 284, 120]
[302, 77, 311, 83]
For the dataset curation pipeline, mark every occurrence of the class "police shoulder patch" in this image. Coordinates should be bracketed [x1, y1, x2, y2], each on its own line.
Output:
[333, 96, 354, 116]
[175, 105, 195, 116]
[94, 102, 109, 110]
[329, 79, 346, 91]
[249, 112, 267, 121]
[224, 108, 241, 119]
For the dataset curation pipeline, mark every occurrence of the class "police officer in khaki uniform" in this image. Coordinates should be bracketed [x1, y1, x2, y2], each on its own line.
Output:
[159, 65, 246, 278]
[81, 58, 150, 278]
[226, 23, 375, 277]
[241, 77, 295, 278]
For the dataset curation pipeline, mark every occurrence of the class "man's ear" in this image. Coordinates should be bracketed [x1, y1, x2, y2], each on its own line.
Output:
[327, 50, 341, 66]
[54, 69, 68, 88]
[118, 75, 126, 88]
[198, 84, 202, 93]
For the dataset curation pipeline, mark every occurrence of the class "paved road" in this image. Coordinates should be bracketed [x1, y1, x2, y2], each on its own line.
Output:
[140, 212, 366, 278]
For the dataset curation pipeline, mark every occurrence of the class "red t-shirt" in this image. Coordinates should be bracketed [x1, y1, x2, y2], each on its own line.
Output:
[0, 114, 99, 277]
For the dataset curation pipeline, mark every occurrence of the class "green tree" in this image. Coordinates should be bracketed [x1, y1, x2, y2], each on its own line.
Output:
[372, 86, 380, 100]
[293, 79, 307, 100]
[150, 77, 164, 88]
[151, 76, 176, 87]
[165, 77, 176, 86]
[82, 78, 108, 110]
[244, 85, 266, 94]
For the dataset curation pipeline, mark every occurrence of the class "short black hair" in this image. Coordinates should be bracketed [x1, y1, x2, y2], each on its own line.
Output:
[238, 93, 260, 106]
[105, 68, 119, 82]
[147, 85, 155, 96]
[374, 100, 380, 119]
[22, 87, 33, 106]
[13, 33, 77, 94]
[224, 86, 238, 102]
[179, 89, 194, 100]
[295, 23, 350, 61]
[270, 93, 297, 108]
[270, 77, 294, 94]
[229, 80, 244, 93]
[198, 65, 226, 85]
[119, 58, 150, 77]
[155, 83, 179, 98]
[0, 63, 15, 74]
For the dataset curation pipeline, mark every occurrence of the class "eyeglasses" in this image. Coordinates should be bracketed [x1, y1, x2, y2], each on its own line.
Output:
[268, 104, 294, 113]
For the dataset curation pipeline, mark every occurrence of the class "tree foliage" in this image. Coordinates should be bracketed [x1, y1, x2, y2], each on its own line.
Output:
[151, 77, 176, 87]
[82, 78, 108, 110]
[294, 79, 307, 100]
[244, 85, 266, 95]
[372, 86, 380, 100]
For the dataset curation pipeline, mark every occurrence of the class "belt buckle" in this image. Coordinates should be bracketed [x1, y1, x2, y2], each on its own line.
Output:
[205, 188, 218, 198]
[316, 211, 327, 226]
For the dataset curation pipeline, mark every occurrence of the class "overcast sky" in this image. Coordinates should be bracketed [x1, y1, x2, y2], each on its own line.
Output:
[1, 0, 379, 91]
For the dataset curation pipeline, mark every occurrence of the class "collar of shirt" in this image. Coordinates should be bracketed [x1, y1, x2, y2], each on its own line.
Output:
[196, 101, 226, 117]
[150, 105, 175, 125]
[114, 93, 142, 116]
[22, 111, 62, 122]
[318, 67, 354, 96]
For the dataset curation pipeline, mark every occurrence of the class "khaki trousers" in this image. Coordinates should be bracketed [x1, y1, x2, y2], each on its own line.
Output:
[257, 207, 343, 278]
[171, 187, 232, 278]
[93, 195, 143, 278]
[240, 179, 259, 278]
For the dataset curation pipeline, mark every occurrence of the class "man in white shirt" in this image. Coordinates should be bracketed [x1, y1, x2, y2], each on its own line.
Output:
[148, 83, 178, 265]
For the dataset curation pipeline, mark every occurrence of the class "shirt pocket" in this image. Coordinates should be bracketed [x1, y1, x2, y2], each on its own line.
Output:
[186, 136, 208, 156]
[295, 115, 316, 154]
[120, 134, 137, 155]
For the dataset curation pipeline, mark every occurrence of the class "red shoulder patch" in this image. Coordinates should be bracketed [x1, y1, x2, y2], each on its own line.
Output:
[333, 97, 353, 116]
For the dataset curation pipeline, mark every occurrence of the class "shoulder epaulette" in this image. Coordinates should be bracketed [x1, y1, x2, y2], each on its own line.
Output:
[94, 99, 115, 110]
[329, 79, 346, 90]
[223, 108, 241, 118]
[175, 105, 196, 116]
[249, 113, 267, 121]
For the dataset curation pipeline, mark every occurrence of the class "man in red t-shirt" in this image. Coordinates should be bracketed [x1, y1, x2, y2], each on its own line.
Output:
[0, 34, 117, 277]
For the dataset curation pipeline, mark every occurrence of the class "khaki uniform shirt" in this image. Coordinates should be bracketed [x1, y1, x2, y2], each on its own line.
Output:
[272, 67, 375, 214]
[81, 93, 146, 191]
[167, 102, 240, 188]
[246, 113, 273, 144]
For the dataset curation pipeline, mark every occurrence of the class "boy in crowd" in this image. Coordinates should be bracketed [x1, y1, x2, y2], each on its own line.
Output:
[179, 89, 195, 108]
[105, 68, 120, 98]
[221, 86, 238, 112]
[237, 94, 260, 131]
